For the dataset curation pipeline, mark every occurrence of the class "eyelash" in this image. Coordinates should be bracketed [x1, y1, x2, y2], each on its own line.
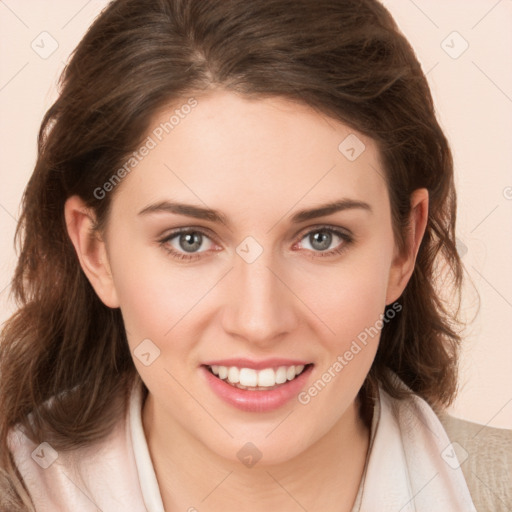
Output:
[158, 225, 354, 262]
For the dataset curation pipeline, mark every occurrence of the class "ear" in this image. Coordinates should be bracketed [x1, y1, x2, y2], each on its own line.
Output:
[385, 188, 429, 305]
[64, 195, 120, 308]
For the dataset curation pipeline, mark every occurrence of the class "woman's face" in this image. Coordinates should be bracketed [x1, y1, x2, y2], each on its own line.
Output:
[81, 90, 418, 464]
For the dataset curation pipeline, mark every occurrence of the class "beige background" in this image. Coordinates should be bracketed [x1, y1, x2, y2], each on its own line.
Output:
[0, 1, 511, 428]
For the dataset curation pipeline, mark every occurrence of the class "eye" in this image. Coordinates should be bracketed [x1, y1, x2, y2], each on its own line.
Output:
[295, 226, 353, 257]
[159, 228, 218, 261]
[159, 225, 353, 262]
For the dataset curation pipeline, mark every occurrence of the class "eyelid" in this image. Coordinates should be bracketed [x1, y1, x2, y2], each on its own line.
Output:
[159, 225, 219, 245]
[294, 223, 353, 240]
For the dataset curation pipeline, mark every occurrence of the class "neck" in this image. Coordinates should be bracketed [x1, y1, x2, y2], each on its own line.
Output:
[142, 393, 370, 512]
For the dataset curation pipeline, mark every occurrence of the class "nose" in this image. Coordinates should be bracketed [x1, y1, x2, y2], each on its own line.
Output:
[221, 250, 299, 347]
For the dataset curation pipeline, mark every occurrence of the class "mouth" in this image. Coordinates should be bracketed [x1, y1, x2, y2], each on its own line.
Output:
[205, 363, 313, 391]
[201, 358, 315, 412]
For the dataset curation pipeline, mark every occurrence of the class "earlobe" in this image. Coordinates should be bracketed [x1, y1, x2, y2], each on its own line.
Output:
[385, 188, 429, 305]
[64, 195, 120, 308]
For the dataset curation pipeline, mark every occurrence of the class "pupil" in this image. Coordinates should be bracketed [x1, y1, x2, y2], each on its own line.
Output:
[180, 232, 202, 252]
[311, 231, 331, 251]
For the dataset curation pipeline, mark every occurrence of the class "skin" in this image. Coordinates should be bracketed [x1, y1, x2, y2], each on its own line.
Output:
[65, 90, 428, 511]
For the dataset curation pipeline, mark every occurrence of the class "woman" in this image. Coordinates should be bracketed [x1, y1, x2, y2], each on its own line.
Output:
[1, 0, 510, 511]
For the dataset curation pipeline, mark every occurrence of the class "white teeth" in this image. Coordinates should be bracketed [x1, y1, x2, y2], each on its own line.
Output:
[275, 366, 288, 384]
[209, 364, 308, 388]
[228, 367, 240, 384]
[257, 368, 276, 387]
[239, 368, 258, 387]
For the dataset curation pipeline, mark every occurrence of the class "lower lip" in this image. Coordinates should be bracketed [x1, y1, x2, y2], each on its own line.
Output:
[201, 365, 314, 413]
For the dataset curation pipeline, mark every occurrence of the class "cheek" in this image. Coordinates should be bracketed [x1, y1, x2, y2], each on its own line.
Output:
[295, 250, 394, 415]
[301, 242, 393, 348]
[107, 239, 197, 344]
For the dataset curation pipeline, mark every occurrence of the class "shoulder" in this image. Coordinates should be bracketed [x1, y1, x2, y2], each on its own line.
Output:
[7, 392, 147, 511]
[437, 411, 512, 512]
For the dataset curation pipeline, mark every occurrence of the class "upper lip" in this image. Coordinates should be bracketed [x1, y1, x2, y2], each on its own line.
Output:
[202, 358, 312, 370]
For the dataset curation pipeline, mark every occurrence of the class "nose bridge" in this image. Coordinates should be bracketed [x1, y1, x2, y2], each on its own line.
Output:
[222, 244, 297, 343]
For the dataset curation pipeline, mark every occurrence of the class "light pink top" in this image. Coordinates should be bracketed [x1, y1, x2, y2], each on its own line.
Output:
[9, 382, 165, 511]
[9, 377, 476, 511]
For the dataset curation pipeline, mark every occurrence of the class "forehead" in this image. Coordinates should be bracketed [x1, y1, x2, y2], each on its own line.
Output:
[110, 90, 389, 221]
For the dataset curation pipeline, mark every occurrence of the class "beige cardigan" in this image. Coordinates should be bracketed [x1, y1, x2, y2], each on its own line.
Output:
[437, 412, 512, 511]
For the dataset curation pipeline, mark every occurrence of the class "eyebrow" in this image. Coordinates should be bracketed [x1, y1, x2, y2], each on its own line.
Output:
[137, 198, 372, 226]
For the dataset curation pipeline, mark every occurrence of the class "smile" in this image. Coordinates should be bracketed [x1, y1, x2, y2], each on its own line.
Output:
[207, 364, 309, 390]
[201, 360, 314, 412]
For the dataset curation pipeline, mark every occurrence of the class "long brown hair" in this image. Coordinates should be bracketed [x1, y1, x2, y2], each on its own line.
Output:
[0, 0, 464, 508]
